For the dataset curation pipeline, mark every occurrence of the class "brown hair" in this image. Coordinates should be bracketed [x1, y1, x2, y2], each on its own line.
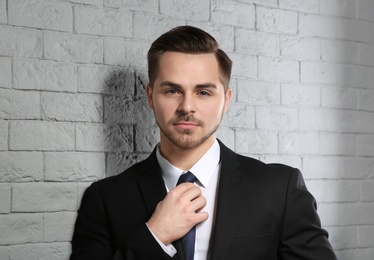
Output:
[147, 26, 232, 90]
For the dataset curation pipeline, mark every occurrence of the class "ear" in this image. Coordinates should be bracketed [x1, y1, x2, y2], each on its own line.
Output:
[223, 88, 232, 113]
[146, 84, 154, 109]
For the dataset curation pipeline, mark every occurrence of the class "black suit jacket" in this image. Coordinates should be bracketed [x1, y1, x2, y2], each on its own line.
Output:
[70, 141, 337, 260]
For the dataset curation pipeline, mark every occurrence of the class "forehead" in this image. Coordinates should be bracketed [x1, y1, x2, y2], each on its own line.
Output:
[156, 52, 221, 82]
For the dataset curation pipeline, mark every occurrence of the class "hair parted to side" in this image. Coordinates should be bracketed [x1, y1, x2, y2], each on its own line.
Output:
[147, 26, 232, 90]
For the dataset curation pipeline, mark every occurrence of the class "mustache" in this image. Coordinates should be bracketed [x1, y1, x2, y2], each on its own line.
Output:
[173, 115, 203, 125]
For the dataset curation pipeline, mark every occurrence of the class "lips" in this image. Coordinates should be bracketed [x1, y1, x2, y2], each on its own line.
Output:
[174, 121, 198, 130]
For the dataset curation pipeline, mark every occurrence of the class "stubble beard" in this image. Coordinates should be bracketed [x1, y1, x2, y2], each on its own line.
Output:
[157, 113, 224, 150]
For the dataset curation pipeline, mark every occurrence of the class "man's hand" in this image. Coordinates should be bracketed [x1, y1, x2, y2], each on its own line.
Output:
[146, 183, 208, 245]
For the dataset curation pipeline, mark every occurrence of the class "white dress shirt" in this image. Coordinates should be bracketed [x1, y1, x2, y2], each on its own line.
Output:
[151, 139, 221, 260]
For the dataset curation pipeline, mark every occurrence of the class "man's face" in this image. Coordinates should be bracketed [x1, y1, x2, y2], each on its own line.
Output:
[146, 51, 232, 150]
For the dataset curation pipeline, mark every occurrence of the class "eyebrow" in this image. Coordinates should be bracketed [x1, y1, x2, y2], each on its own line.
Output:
[159, 81, 217, 90]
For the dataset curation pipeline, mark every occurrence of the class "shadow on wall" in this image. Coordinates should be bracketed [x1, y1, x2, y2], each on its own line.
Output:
[102, 68, 159, 177]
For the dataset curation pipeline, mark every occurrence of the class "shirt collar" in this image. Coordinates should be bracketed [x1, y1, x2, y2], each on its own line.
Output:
[156, 139, 221, 191]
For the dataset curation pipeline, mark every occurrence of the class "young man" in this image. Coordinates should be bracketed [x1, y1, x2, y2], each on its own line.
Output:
[70, 26, 337, 260]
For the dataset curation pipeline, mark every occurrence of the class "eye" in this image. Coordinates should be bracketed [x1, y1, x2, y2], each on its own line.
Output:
[165, 89, 179, 94]
[198, 90, 211, 96]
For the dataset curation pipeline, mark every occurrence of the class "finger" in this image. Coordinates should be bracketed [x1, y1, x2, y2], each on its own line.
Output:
[188, 196, 207, 212]
[179, 185, 202, 202]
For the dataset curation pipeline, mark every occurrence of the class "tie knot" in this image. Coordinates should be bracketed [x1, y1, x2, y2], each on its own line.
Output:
[177, 171, 197, 185]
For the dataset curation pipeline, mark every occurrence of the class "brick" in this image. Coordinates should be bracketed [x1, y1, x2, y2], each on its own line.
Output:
[76, 123, 133, 152]
[78, 65, 135, 95]
[75, 6, 132, 37]
[188, 22, 235, 51]
[235, 29, 280, 56]
[303, 157, 341, 179]
[221, 102, 255, 128]
[279, 132, 319, 155]
[211, 1, 255, 28]
[77, 182, 92, 205]
[281, 83, 320, 107]
[236, 129, 278, 154]
[0, 120, 7, 150]
[280, 36, 320, 60]
[107, 153, 149, 177]
[260, 155, 302, 170]
[358, 226, 374, 247]
[0, 152, 43, 182]
[300, 109, 372, 134]
[135, 126, 159, 153]
[0, 89, 40, 119]
[256, 7, 298, 34]
[45, 152, 105, 181]
[237, 80, 280, 105]
[359, 43, 374, 67]
[67, 0, 102, 5]
[336, 248, 374, 260]
[44, 212, 77, 242]
[12, 183, 77, 212]
[256, 106, 298, 130]
[358, 0, 374, 22]
[134, 70, 148, 99]
[0, 0, 6, 24]
[320, 0, 356, 19]
[362, 179, 374, 202]
[358, 134, 374, 156]
[160, 0, 209, 21]
[134, 14, 183, 41]
[308, 180, 360, 203]
[279, 0, 319, 14]
[314, 203, 341, 226]
[0, 58, 11, 89]
[258, 57, 299, 82]
[252, 0, 278, 7]
[215, 127, 235, 151]
[0, 26, 42, 58]
[319, 133, 357, 156]
[44, 31, 103, 64]
[0, 184, 11, 213]
[229, 52, 257, 79]
[8, 242, 71, 260]
[327, 226, 358, 250]
[301, 61, 374, 88]
[9, 0, 72, 31]
[321, 39, 358, 64]
[341, 203, 374, 225]
[321, 86, 358, 110]
[340, 157, 374, 179]
[338, 110, 374, 134]
[104, 0, 158, 13]
[0, 247, 8, 259]
[41, 92, 102, 122]
[299, 108, 339, 132]
[0, 214, 43, 244]
[104, 96, 154, 125]
[299, 14, 338, 38]
[337, 18, 374, 44]
[9, 121, 75, 151]
[13, 59, 77, 92]
[104, 38, 148, 68]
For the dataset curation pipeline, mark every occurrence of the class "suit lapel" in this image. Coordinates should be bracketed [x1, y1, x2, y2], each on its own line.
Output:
[137, 148, 184, 260]
[210, 141, 244, 259]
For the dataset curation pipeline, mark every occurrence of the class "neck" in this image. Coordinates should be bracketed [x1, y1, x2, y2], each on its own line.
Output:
[159, 137, 215, 171]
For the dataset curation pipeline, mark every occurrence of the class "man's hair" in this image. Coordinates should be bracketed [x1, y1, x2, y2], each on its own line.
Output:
[147, 26, 232, 90]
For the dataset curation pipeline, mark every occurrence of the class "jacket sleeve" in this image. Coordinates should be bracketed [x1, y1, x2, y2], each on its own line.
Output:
[70, 183, 172, 260]
[277, 169, 337, 260]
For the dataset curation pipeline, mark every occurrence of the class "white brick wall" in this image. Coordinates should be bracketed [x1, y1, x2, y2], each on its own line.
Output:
[1, 0, 374, 259]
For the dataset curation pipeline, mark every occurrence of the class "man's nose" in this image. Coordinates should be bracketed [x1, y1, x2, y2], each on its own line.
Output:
[177, 94, 196, 114]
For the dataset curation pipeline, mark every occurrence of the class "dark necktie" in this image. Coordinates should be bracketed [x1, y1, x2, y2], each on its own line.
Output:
[176, 172, 197, 260]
